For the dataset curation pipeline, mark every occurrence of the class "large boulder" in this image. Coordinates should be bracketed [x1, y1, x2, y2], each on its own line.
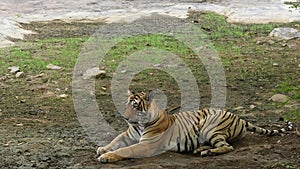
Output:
[269, 27, 300, 40]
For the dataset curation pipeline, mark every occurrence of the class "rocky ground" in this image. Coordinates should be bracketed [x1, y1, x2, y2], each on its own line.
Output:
[1, 0, 300, 47]
[1, 12, 300, 168]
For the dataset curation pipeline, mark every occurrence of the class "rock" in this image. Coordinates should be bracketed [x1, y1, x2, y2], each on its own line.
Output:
[253, 102, 262, 106]
[263, 144, 272, 149]
[267, 40, 275, 45]
[37, 162, 49, 168]
[42, 91, 55, 98]
[272, 63, 279, 66]
[256, 40, 262, 45]
[46, 64, 62, 70]
[59, 94, 68, 98]
[154, 64, 162, 67]
[16, 71, 26, 78]
[31, 73, 44, 79]
[83, 67, 106, 79]
[269, 27, 300, 40]
[274, 109, 284, 114]
[58, 139, 65, 144]
[281, 43, 287, 47]
[249, 104, 256, 110]
[233, 106, 244, 111]
[239, 112, 256, 119]
[15, 123, 24, 127]
[8, 66, 20, 74]
[39, 154, 51, 162]
[270, 94, 288, 103]
[55, 151, 71, 157]
[24, 152, 31, 156]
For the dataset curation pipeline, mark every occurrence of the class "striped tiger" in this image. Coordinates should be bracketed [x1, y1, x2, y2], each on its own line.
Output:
[97, 91, 293, 163]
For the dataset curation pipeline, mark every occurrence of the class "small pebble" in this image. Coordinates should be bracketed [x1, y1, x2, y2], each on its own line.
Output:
[16, 72, 26, 78]
[8, 66, 20, 74]
[270, 94, 288, 103]
[249, 104, 256, 110]
[59, 94, 68, 98]
[47, 64, 62, 70]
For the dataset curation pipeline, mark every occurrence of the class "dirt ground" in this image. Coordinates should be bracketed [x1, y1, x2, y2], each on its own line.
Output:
[1, 13, 300, 169]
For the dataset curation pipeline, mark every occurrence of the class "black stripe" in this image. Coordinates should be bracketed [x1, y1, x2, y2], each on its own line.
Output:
[192, 125, 198, 136]
[232, 118, 241, 137]
[177, 142, 181, 152]
[218, 113, 233, 126]
[221, 110, 229, 119]
[181, 112, 193, 126]
[187, 132, 195, 151]
[203, 113, 225, 139]
[200, 109, 208, 118]
[266, 130, 270, 135]
[132, 126, 141, 136]
[177, 125, 181, 152]
[168, 127, 175, 146]
[178, 113, 191, 137]
[210, 109, 222, 124]
[236, 123, 244, 137]
[179, 112, 193, 152]
[212, 138, 224, 147]
[206, 114, 236, 137]
[216, 115, 236, 132]
[144, 117, 160, 129]
[184, 135, 188, 152]
[143, 125, 163, 136]
[196, 137, 200, 149]
[195, 114, 201, 123]
[208, 133, 220, 145]
[123, 136, 130, 146]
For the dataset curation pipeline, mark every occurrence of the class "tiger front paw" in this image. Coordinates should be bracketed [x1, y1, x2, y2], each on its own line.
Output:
[96, 146, 109, 156]
[98, 152, 124, 163]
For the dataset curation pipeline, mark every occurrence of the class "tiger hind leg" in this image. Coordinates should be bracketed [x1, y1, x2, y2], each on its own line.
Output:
[198, 136, 234, 156]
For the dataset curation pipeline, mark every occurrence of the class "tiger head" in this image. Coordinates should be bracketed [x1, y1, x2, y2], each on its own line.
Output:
[123, 91, 160, 125]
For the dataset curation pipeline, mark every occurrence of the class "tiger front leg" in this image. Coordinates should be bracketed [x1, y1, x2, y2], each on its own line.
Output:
[98, 151, 125, 163]
[96, 130, 138, 157]
[98, 140, 162, 163]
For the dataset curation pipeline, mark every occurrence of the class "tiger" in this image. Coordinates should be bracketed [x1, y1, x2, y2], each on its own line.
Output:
[96, 91, 293, 163]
